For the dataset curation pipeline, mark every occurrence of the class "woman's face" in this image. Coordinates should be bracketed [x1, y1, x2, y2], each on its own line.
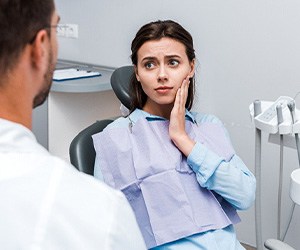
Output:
[135, 37, 195, 114]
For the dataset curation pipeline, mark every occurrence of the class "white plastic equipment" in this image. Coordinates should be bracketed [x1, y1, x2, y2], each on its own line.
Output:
[290, 169, 300, 206]
[249, 96, 300, 135]
[249, 96, 300, 250]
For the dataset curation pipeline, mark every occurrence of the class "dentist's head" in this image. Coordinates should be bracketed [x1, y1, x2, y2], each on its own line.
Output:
[0, 0, 59, 128]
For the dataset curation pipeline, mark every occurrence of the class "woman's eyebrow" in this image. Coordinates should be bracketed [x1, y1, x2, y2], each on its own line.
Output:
[141, 55, 181, 62]
[141, 56, 156, 62]
[165, 55, 181, 59]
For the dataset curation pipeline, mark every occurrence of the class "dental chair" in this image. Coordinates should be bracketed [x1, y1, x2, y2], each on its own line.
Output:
[74, 66, 300, 250]
[69, 65, 134, 175]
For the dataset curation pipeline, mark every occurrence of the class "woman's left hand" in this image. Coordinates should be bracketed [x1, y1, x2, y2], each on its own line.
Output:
[169, 77, 195, 156]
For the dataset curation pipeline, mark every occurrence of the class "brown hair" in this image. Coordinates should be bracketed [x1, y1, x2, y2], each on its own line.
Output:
[130, 20, 196, 111]
[0, 0, 55, 77]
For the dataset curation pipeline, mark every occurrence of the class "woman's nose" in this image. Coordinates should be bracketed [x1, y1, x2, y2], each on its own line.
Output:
[157, 66, 168, 82]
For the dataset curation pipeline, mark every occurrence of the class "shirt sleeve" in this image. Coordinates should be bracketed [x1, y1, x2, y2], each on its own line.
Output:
[187, 114, 256, 210]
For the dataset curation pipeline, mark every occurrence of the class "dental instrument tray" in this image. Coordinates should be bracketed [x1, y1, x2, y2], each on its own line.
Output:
[249, 96, 300, 134]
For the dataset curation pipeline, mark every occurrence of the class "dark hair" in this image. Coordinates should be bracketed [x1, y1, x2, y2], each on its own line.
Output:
[130, 20, 196, 111]
[0, 0, 55, 76]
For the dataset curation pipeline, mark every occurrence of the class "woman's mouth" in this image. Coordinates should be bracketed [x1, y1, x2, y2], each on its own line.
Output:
[155, 86, 173, 94]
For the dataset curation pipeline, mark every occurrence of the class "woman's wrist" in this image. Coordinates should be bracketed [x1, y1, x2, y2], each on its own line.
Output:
[171, 134, 196, 157]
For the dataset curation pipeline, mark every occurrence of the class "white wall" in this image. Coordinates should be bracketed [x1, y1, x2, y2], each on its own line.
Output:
[55, 0, 300, 248]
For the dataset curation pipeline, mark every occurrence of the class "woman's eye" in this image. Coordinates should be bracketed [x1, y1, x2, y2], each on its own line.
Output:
[145, 62, 155, 69]
[169, 60, 179, 66]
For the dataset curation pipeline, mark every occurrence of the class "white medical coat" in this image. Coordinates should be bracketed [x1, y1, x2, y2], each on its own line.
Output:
[0, 118, 146, 250]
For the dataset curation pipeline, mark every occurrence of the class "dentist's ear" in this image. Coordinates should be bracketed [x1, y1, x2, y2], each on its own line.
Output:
[30, 29, 49, 70]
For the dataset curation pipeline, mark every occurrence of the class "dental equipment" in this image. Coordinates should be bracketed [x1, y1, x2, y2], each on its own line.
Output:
[249, 96, 300, 250]
[276, 104, 284, 240]
[253, 100, 263, 250]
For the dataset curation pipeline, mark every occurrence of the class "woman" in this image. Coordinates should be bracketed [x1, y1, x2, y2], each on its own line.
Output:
[93, 20, 256, 250]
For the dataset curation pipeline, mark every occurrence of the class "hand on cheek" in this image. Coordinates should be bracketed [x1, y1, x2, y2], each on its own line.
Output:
[169, 76, 195, 156]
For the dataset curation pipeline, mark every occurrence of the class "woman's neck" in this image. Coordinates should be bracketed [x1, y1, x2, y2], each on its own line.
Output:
[142, 102, 173, 120]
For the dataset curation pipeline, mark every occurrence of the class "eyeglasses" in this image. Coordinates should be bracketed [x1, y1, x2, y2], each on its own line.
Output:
[28, 25, 58, 44]
[46, 25, 59, 33]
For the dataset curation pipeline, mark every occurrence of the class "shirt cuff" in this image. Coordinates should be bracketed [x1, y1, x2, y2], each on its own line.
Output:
[187, 142, 224, 184]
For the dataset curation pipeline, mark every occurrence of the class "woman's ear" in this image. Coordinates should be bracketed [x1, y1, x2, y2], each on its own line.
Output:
[188, 59, 196, 78]
[134, 65, 140, 82]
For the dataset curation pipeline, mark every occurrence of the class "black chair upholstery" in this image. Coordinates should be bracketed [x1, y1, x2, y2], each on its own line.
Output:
[69, 119, 114, 175]
[69, 65, 133, 175]
[110, 65, 134, 110]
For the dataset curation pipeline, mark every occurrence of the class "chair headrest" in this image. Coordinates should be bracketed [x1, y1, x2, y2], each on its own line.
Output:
[110, 65, 134, 110]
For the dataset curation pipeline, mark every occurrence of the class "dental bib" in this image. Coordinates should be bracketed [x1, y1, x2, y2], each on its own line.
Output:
[93, 118, 240, 249]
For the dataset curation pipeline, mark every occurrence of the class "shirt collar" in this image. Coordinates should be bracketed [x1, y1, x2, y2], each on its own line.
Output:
[129, 108, 196, 124]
